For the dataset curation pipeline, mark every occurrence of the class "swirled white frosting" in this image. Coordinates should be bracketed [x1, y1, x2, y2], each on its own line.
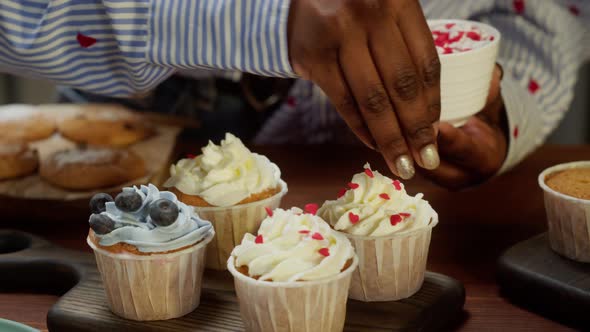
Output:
[94, 184, 213, 253]
[231, 207, 355, 282]
[318, 163, 438, 237]
[163, 133, 281, 207]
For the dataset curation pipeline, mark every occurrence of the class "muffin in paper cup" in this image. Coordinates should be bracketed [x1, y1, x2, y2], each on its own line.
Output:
[319, 164, 438, 302]
[228, 207, 358, 332]
[539, 161, 590, 262]
[86, 184, 214, 321]
[163, 133, 287, 270]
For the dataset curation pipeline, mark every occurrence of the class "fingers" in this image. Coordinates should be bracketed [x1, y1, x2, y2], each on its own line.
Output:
[486, 64, 503, 105]
[339, 37, 415, 179]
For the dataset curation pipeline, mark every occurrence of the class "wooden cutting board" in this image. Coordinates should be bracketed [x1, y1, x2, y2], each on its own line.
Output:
[0, 230, 465, 332]
[497, 233, 590, 329]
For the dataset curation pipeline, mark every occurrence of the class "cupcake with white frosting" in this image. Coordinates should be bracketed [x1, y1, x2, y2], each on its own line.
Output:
[228, 207, 358, 332]
[164, 133, 287, 270]
[86, 184, 214, 321]
[318, 164, 438, 302]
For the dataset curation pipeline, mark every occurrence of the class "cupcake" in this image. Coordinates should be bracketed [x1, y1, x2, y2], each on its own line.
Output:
[86, 184, 214, 321]
[318, 163, 438, 302]
[164, 133, 287, 270]
[227, 207, 358, 332]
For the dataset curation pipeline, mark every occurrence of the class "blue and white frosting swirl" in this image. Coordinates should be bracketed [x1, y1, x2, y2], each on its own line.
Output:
[95, 184, 214, 253]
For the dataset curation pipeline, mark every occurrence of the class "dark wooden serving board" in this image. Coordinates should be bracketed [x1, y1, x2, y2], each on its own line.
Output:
[497, 233, 590, 329]
[0, 230, 465, 331]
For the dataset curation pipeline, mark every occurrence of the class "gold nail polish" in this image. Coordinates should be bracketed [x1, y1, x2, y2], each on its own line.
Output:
[420, 144, 440, 170]
[395, 155, 415, 180]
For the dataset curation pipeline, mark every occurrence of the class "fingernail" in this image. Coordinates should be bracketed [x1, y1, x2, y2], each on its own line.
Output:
[420, 144, 440, 170]
[395, 155, 415, 180]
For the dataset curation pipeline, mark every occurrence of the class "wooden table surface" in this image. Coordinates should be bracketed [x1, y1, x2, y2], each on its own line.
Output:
[2, 144, 590, 332]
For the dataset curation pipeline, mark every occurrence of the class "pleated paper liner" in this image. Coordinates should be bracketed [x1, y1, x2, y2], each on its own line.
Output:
[196, 180, 287, 270]
[345, 218, 438, 302]
[227, 255, 359, 332]
[87, 231, 214, 321]
[539, 161, 590, 262]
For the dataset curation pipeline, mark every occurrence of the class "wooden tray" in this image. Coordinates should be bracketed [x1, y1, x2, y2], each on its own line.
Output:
[0, 230, 465, 331]
[497, 233, 590, 329]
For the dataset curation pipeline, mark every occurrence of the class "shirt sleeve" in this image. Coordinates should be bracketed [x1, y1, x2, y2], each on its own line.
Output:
[0, 0, 294, 98]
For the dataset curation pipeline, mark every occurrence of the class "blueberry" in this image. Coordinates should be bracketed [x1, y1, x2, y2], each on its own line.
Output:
[115, 191, 143, 212]
[149, 199, 179, 227]
[89, 214, 115, 235]
[89, 193, 114, 214]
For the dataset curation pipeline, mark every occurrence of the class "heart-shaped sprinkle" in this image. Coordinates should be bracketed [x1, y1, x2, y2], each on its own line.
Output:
[400, 212, 411, 218]
[348, 182, 360, 189]
[299, 230, 310, 234]
[349, 212, 360, 224]
[392, 180, 402, 191]
[312, 232, 324, 240]
[264, 207, 273, 217]
[466, 31, 481, 41]
[255, 235, 264, 244]
[445, 23, 455, 29]
[379, 193, 390, 200]
[318, 248, 330, 257]
[364, 168, 374, 178]
[390, 214, 402, 226]
[337, 188, 347, 198]
[304, 203, 319, 215]
[77, 32, 97, 48]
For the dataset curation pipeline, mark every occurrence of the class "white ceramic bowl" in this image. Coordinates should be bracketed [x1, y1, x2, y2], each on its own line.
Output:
[429, 19, 501, 126]
[538, 161, 590, 262]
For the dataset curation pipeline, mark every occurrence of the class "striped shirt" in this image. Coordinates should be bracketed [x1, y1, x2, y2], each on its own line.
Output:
[0, 0, 588, 172]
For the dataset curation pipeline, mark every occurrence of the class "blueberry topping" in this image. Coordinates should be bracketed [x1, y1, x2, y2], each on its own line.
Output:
[149, 199, 179, 227]
[89, 214, 115, 235]
[89, 193, 114, 214]
[115, 191, 143, 212]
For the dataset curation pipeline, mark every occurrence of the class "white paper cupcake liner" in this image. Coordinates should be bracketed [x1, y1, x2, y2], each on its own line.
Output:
[196, 180, 287, 270]
[344, 218, 438, 302]
[539, 161, 590, 262]
[227, 255, 358, 332]
[87, 231, 214, 321]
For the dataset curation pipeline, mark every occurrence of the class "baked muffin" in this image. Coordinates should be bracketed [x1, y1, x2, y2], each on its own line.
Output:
[164, 133, 287, 270]
[86, 184, 214, 320]
[0, 142, 38, 180]
[40, 147, 146, 190]
[57, 104, 154, 147]
[0, 104, 55, 142]
[228, 207, 357, 332]
[318, 163, 438, 301]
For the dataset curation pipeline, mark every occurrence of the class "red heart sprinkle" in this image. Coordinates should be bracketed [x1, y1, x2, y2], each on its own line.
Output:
[318, 248, 330, 257]
[264, 207, 273, 217]
[337, 188, 347, 198]
[255, 235, 264, 244]
[364, 168, 374, 178]
[528, 79, 540, 94]
[448, 31, 464, 44]
[304, 203, 319, 215]
[299, 230, 310, 234]
[349, 212, 360, 224]
[513, 0, 525, 14]
[311, 232, 324, 240]
[390, 214, 402, 226]
[489, 36, 495, 41]
[400, 213, 411, 218]
[392, 180, 402, 191]
[445, 23, 455, 29]
[513, 126, 519, 139]
[569, 5, 580, 16]
[466, 31, 481, 41]
[443, 47, 453, 54]
[186, 154, 197, 159]
[77, 32, 97, 48]
[379, 193, 390, 200]
[348, 182, 359, 189]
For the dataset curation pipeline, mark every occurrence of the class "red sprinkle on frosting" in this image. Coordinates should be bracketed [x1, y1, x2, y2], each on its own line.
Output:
[348, 182, 360, 189]
[466, 31, 481, 41]
[318, 248, 330, 257]
[400, 212, 411, 218]
[299, 230, 310, 234]
[186, 154, 197, 159]
[255, 235, 264, 244]
[337, 188, 347, 198]
[304, 203, 319, 215]
[349, 212, 360, 224]
[264, 207, 273, 217]
[390, 214, 402, 226]
[311, 232, 324, 240]
[379, 193, 390, 200]
[393, 180, 402, 191]
[364, 168, 374, 178]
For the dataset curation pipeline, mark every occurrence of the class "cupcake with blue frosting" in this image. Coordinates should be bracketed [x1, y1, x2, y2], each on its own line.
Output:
[86, 184, 214, 321]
